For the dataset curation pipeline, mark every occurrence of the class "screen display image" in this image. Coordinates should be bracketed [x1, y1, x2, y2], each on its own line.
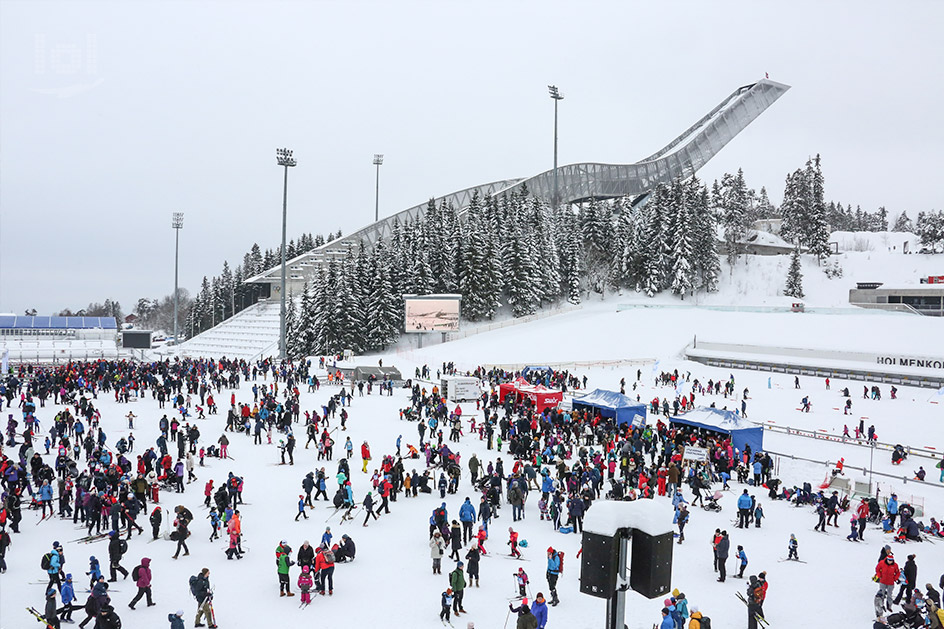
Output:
[404, 297, 460, 333]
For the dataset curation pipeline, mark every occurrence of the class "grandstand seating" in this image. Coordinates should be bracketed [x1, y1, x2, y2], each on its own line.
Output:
[0, 338, 121, 362]
[174, 300, 282, 361]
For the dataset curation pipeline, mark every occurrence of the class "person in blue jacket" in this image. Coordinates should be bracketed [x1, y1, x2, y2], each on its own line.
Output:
[46, 541, 63, 590]
[531, 592, 549, 628]
[887, 494, 899, 528]
[752, 459, 763, 486]
[321, 527, 332, 549]
[87, 556, 102, 589]
[459, 497, 476, 544]
[168, 609, 185, 629]
[39, 480, 55, 518]
[541, 472, 555, 503]
[546, 547, 561, 606]
[737, 489, 753, 528]
[736, 545, 749, 578]
[659, 606, 675, 629]
[60, 573, 76, 622]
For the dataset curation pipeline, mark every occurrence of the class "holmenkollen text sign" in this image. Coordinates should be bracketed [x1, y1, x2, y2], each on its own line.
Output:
[876, 356, 944, 371]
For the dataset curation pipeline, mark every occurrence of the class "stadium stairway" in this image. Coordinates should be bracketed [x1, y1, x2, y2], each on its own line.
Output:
[174, 300, 282, 361]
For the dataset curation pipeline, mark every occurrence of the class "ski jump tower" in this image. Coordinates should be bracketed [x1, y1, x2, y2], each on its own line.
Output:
[245, 78, 790, 293]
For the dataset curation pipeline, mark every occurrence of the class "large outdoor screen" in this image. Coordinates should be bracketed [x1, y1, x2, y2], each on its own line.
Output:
[404, 295, 461, 333]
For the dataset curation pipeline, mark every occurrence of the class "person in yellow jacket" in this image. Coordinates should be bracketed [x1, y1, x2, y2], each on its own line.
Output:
[688, 605, 704, 629]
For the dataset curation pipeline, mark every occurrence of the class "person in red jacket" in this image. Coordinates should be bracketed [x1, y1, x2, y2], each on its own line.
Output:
[855, 498, 870, 540]
[204, 480, 214, 508]
[875, 553, 900, 612]
[361, 442, 371, 473]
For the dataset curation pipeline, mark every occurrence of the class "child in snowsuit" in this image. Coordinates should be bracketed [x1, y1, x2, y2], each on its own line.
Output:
[515, 567, 529, 597]
[477, 526, 488, 555]
[508, 528, 521, 559]
[208, 508, 220, 541]
[736, 546, 748, 578]
[787, 534, 799, 560]
[298, 565, 314, 606]
[86, 556, 102, 590]
[440, 588, 454, 622]
[754, 503, 763, 528]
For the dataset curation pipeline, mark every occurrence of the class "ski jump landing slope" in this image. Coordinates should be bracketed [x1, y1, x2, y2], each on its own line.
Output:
[246, 79, 791, 287]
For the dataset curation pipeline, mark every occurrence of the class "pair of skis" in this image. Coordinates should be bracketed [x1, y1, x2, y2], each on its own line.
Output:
[734, 592, 769, 627]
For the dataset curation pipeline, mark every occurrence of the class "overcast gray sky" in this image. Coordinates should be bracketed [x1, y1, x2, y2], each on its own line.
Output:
[1, 0, 942, 316]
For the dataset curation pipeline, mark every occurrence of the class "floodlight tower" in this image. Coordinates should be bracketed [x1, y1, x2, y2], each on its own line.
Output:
[276, 147, 297, 360]
[172, 212, 184, 347]
[548, 85, 564, 210]
[373, 154, 384, 223]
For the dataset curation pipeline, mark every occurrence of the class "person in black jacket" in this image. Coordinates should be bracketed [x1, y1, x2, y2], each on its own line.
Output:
[715, 530, 730, 582]
[107, 532, 128, 581]
[335, 535, 356, 563]
[93, 603, 121, 629]
[44, 586, 60, 629]
[192, 568, 216, 628]
[894, 555, 917, 604]
[297, 541, 315, 569]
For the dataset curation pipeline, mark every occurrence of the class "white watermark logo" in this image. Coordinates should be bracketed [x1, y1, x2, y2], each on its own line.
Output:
[32, 34, 104, 98]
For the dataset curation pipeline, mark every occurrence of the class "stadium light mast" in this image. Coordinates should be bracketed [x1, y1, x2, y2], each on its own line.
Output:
[171, 212, 184, 347]
[373, 154, 384, 223]
[276, 147, 297, 360]
[548, 85, 564, 210]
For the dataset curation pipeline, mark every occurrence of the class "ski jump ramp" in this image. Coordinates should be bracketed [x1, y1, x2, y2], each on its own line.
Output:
[246, 78, 790, 289]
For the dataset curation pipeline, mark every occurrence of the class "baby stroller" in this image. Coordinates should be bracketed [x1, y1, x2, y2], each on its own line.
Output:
[885, 603, 925, 628]
[702, 491, 723, 512]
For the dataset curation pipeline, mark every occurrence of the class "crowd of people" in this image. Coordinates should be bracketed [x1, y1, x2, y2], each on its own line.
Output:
[1, 356, 943, 628]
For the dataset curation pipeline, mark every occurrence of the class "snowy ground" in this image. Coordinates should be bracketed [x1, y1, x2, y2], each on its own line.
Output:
[3, 298, 943, 629]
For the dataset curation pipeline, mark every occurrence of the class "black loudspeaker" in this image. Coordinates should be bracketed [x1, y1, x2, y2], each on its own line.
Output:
[630, 530, 673, 599]
[579, 532, 619, 598]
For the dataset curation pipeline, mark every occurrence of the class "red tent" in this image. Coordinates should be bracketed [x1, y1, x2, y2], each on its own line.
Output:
[497, 379, 563, 412]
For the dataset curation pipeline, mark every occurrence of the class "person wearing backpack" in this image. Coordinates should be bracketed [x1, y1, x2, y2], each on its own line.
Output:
[127, 557, 153, 610]
[190, 567, 216, 628]
[315, 546, 335, 595]
[546, 547, 561, 606]
[688, 605, 709, 629]
[107, 532, 129, 581]
[43, 541, 64, 590]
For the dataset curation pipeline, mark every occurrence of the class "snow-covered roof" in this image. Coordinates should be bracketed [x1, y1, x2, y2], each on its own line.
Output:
[583, 498, 674, 537]
[676, 406, 754, 430]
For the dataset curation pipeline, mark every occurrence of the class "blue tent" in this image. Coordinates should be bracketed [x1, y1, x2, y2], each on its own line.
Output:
[670, 407, 764, 454]
[572, 389, 648, 426]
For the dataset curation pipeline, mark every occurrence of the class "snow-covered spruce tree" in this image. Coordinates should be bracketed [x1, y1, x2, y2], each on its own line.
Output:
[579, 199, 613, 297]
[458, 200, 491, 321]
[505, 222, 540, 317]
[721, 169, 749, 268]
[784, 247, 804, 298]
[779, 169, 805, 247]
[641, 185, 670, 297]
[365, 242, 401, 351]
[292, 280, 317, 358]
[523, 196, 561, 305]
[916, 210, 944, 252]
[806, 155, 832, 263]
[668, 180, 695, 298]
[892, 211, 913, 233]
[689, 178, 720, 293]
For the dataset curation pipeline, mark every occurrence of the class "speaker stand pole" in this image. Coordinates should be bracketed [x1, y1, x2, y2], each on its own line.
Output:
[605, 534, 629, 629]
